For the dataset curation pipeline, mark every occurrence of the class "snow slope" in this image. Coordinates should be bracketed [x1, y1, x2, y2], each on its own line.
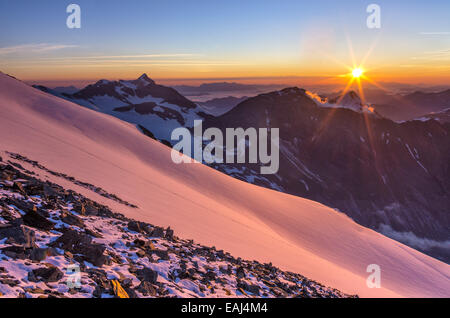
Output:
[0, 72, 449, 298]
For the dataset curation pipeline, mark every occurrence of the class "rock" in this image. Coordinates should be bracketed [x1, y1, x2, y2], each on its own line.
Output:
[22, 209, 55, 231]
[51, 229, 107, 267]
[43, 185, 59, 199]
[165, 227, 174, 240]
[84, 203, 99, 216]
[236, 266, 246, 279]
[0, 224, 35, 248]
[136, 249, 146, 258]
[152, 249, 169, 260]
[111, 280, 129, 298]
[28, 265, 63, 283]
[150, 226, 164, 238]
[92, 285, 104, 298]
[84, 228, 103, 239]
[133, 238, 146, 247]
[1, 171, 14, 181]
[127, 221, 142, 233]
[24, 287, 46, 294]
[1, 245, 28, 259]
[124, 287, 138, 298]
[0, 277, 20, 287]
[13, 182, 26, 196]
[61, 213, 85, 228]
[73, 203, 86, 215]
[135, 267, 158, 284]
[84, 245, 108, 267]
[205, 270, 217, 282]
[137, 281, 157, 296]
[237, 281, 260, 295]
[29, 248, 51, 262]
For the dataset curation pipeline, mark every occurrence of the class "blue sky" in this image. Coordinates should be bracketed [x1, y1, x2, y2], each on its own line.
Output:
[1, 0, 449, 85]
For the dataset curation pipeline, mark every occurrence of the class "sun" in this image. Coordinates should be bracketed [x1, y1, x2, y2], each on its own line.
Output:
[352, 68, 364, 78]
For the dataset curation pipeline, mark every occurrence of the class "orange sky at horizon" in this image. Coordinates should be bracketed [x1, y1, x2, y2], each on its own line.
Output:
[2, 1, 450, 90]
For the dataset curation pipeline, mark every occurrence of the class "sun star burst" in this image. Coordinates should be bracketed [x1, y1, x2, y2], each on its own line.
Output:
[352, 68, 364, 78]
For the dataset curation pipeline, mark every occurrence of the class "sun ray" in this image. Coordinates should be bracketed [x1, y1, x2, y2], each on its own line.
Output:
[336, 77, 355, 104]
[308, 35, 391, 187]
[345, 34, 357, 69]
[311, 77, 355, 143]
[360, 31, 382, 67]
[355, 77, 366, 104]
[361, 75, 426, 115]
[316, 50, 354, 73]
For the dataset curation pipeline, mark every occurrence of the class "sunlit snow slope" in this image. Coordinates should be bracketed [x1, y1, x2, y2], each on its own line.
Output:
[0, 73, 448, 298]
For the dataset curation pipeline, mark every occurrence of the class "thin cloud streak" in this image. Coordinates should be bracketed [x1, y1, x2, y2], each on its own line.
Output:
[419, 32, 450, 35]
[0, 43, 79, 55]
[39, 54, 203, 60]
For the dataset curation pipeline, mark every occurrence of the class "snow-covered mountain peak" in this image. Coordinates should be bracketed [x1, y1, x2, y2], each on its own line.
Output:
[94, 79, 111, 86]
[328, 90, 363, 109]
[34, 74, 204, 142]
[306, 89, 377, 115]
[278, 87, 307, 96]
[137, 73, 155, 84]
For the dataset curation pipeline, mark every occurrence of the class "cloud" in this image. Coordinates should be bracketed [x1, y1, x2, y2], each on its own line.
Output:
[411, 49, 450, 61]
[39, 53, 203, 61]
[419, 32, 450, 35]
[0, 43, 78, 55]
[70, 54, 202, 59]
[379, 224, 450, 251]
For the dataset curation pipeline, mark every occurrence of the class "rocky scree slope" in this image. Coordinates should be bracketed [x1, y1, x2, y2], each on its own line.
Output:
[0, 153, 354, 298]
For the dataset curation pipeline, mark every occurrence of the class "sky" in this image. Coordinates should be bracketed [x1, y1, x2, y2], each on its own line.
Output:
[1, 0, 450, 87]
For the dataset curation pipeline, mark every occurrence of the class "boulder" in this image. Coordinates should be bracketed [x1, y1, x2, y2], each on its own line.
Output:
[1, 245, 28, 259]
[135, 267, 158, 284]
[237, 281, 260, 296]
[127, 221, 142, 233]
[150, 226, 164, 238]
[84, 203, 99, 216]
[61, 213, 85, 228]
[0, 224, 35, 248]
[51, 229, 107, 267]
[137, 281, 157, 296]
[28, 265, 63, 283]
[22, 209, 55, 231]
[165, 227, 174, 240]
[13, 182, 27, 196]
[29, 247, 52, 262]
[236, 266, 246, 279]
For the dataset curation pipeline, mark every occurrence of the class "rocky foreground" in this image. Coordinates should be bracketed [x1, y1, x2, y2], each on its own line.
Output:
[0, 151, 355, 298]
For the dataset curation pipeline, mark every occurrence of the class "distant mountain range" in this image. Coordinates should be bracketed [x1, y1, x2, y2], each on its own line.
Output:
[172, 82, 286, 103]
[34, 74, 450, 263]
[326, 88, 450, 122]
[197, 96, 249, 116]
[420, 108, 450, 123]
[173, 82, 286, 95]
[202, 87, 450, 262]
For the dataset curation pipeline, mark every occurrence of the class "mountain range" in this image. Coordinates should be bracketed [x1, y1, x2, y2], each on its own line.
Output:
[34, 74, 450, 263]
[338, 88, 450, 122]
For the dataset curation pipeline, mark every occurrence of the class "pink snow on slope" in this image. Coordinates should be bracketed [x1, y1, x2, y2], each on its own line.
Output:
[0, 72, 449, 298]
